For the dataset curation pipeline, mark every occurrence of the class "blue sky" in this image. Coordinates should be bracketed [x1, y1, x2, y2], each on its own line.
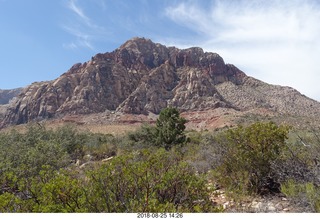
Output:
[1, 0, 320, 101]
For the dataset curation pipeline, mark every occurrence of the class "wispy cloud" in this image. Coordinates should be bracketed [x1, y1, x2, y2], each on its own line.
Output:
[63, 42, 78, 50]
[61, 24, 94, 50]
[165, 0, 320, 100]
[67, 0, 89, 22]
[62, 0, 107, 50]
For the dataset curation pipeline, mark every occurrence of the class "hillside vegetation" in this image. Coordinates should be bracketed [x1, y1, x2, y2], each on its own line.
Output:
[0, 107, 320, 212]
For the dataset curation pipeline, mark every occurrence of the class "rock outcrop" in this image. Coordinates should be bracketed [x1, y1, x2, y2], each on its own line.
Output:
[1, 37, 320, 128]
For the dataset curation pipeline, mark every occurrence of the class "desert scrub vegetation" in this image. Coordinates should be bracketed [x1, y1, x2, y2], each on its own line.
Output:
[281, 180, 320, 212]
[204, 122, 320, 212]
[0, 147, 219, 212]
[213, 122, 290, 195]
[82, 149, 218, 212]
[0, 109, 220, 212]
[128, 107, 187, 151]
[274, 126, 320, 212]
[178, 121, 320, 212]
[1, 108, 320, 212]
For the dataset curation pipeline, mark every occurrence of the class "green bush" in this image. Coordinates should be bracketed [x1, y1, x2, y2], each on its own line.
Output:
[0, 149, 221, 212]
[82, 132, 117, 160]
[52, 125, 86, 160]
[213, 122, 290, 195]
[0, 124, 88, 198]
[281, 179, 320, 212]
[0, 126, 70, 180]
[272, 141, 315, 185]
[84, 148, 217, 212]
[127, 123, 158, 148]
[1, 165, 87, 213]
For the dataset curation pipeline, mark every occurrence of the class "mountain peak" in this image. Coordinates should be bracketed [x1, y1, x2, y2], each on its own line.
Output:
[120, 37, 154, 49]
[1, 38, 320, 129]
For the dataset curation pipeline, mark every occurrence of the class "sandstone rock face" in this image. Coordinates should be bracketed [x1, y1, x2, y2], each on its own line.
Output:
[2, 37, 320, 127]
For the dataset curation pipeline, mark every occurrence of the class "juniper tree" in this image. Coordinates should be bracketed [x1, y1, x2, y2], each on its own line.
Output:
[155, 107, 187, 150]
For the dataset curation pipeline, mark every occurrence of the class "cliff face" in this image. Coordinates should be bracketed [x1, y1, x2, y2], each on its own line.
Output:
[2, 37, 320, 127]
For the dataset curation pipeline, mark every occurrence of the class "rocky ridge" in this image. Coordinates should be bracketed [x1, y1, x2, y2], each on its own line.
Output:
[0, 88, 22, 105]
[1, 37, 320, 128]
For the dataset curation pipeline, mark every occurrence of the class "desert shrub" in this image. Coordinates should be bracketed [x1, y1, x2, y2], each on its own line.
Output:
[27, 166, 86, 213]
[83, 143, 117, 161]
[23, 123, 53, 146]
[213, 122, 290, 195]
[271, 141, 316, 184]
[83, 148, 218, 212]
[82, 133, 117, 160]
[270, 127, 320, 188]
[0, 149, 221, 213]
[0, 128, 70, 180]
[179, 132, 225, 174]
[273, 128, 320, 212]
[84, 132, 115, 147]
[281, 179, 320, 212]
[127, 123, 158, 148]
[0, 124, 90, 198]
[0, 192, 20, 212]
[2, 165, 87, 213]
[185, 130, 203, 144]
[52, 125, 86, 160]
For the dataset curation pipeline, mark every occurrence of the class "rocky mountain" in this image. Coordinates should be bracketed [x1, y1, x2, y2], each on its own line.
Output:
[0, 88, 23, 105]
[0, 88, 23, 121]
[1, 37, 320, 128]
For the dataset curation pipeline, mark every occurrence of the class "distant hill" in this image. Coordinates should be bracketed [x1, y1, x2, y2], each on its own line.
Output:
[2, 37, 320, 128]
[0, 88, 22, 105]
[0, 88, 23, 121]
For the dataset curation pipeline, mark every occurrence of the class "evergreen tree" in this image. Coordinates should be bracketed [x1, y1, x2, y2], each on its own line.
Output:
[155, 107, 187, 150]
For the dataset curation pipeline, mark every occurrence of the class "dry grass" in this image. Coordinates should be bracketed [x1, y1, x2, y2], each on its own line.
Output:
[76, 124, 139, 135]
[2, 106, 319, 136]
[0, 120, 140, 136]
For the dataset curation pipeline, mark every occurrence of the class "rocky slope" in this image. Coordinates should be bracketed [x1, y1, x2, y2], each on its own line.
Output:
[1, 37, 320, 128]
[0, 88, 22, 105]
[0, 88, 23, 120]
